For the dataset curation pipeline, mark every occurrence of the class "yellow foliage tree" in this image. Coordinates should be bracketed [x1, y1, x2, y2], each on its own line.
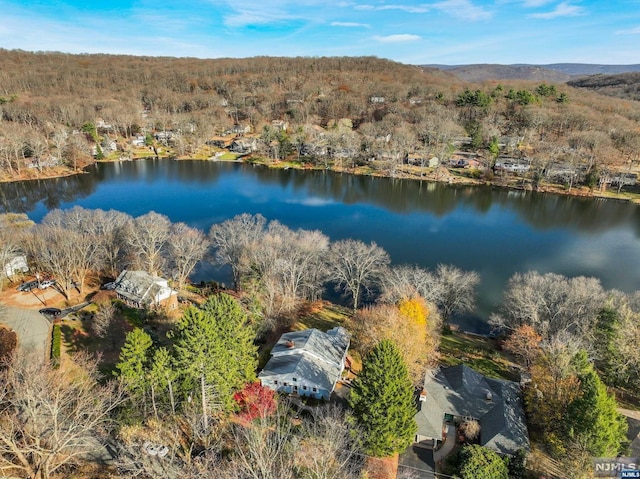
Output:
[350, 297, 440, 385]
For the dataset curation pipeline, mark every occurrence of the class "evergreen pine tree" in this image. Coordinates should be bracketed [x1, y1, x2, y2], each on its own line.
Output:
[349, 339, 417, 457]
[172, 293, 257, 415]
[149, 347, 179, 415]
[455, 445, 509, 479]
[565, 353, 628, 457]
[115, 328, 153, 396]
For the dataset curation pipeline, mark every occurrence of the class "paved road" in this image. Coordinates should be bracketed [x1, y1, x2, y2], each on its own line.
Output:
[398, 444, 436, 478]
[0, 304, 51, 360]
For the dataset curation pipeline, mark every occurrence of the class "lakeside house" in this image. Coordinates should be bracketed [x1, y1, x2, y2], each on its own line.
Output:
[415, 364, 530, 456]
[258, 327, 350, 401]
[4, 255, 29, 280]
[113, 270, 177, 309]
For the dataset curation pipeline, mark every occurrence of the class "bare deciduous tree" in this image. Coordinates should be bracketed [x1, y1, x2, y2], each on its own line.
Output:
[245, 221, 330, 320]
[490, 271, 605, 341]
[295, 405, 363, 479]
[209, 213, 267, 290]
[380, 265, 443, 304]
[168, 222, 210, 288]
[92, 301, 117, 338]
[224, 405, 295, 479]
[126, 211, 172, 276]
[0, 352, 125, 479]
[88, 209, 132, 278]
[432, 264, 480, 323]
[329, 239, 390, 310]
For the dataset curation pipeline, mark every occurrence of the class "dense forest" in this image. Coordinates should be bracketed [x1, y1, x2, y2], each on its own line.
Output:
[0, 49, 639, 193]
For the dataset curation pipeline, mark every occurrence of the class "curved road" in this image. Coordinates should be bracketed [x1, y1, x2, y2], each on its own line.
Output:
[0, 304, 51, 360]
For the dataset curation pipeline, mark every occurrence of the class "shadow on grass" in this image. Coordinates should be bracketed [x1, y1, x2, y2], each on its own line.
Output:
[59, 314, 132, 377]
[294, 301, 351, 332]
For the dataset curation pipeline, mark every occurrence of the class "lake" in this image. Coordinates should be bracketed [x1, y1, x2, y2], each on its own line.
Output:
[2, 159, 640, 333]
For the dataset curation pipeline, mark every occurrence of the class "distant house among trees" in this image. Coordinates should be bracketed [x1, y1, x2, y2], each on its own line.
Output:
[4, 255, 28, 280]
[415, 364, 530, 456]
[113, 270, 177, 309]
[258, 327, 350, 400]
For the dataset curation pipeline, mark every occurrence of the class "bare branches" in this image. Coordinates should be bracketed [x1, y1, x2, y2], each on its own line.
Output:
[329, 239, 390, 310]
[168, 223, 210, 289]
[0, 351, 126, 479]
[490, 271, 605, 341]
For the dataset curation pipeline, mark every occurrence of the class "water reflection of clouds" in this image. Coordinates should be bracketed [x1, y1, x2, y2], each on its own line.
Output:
[284, 197, 335, 207]
[522, 229, 640, 291]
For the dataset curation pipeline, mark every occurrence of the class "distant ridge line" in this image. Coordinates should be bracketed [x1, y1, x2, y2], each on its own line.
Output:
[422, 63, 640, 82]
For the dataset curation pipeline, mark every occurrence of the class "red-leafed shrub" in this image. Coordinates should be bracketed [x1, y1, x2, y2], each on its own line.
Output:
[233, 382, 277, 423]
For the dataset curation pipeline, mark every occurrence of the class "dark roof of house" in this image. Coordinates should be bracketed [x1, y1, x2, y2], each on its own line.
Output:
[416, 364, 530, 455]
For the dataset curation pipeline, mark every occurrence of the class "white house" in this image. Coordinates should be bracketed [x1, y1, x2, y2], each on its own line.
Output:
[113, 270, 177, 309]
[259, 327, 350, 401]
[4, 255, 28, 279]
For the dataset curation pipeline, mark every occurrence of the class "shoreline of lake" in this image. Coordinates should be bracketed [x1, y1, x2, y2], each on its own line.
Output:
[2, 154, 639, 205]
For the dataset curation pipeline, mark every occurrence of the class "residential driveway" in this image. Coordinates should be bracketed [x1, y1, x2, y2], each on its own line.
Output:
[0, 304, 51, 360]
[398, 443, 436, 478]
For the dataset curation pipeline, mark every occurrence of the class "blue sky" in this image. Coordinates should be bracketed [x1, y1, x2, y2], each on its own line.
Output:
[1, 0, 640, 64]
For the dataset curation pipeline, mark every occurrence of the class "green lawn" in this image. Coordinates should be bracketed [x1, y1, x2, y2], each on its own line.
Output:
[293, 302, 351, 332]
[439, 332, 519, 381]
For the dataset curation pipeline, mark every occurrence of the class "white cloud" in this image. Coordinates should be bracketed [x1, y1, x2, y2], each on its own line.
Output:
[616, 25, 640, 35]
[223, 8, 297, 27]
[331, 21, 370, 27]
[373, 34, 421, 43]
[429, 0, 492, 21]
[355, 4, 430, 13]
[529, 1, 585, 19]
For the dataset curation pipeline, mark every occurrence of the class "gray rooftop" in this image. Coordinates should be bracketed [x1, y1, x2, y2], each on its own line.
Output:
[114, 270, 171, 306]
[259, 327, 350, 393]
[270, 327, 349, 366]
[416, 364, 530, 456]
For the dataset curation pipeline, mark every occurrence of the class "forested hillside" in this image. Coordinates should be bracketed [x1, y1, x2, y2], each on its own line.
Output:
[568, 72, 640, 102]
[1, 49, 639, 193]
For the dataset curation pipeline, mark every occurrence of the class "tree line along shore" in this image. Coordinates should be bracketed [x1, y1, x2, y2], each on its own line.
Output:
[0, 50, 639, 202]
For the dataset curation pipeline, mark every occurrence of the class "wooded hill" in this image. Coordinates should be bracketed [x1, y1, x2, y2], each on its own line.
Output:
[568, 72, 640, 102]
[1, 49, 639, 191]
[427, 63, 640, 82]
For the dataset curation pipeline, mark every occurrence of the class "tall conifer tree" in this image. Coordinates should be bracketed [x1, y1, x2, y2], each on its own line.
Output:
[349, 339, 417, 456]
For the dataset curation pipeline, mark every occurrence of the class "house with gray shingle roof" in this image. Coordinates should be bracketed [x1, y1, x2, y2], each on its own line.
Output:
[114, 270, 177, 310]
[415, 364, 530, 456]
[258, 327, 350, 401]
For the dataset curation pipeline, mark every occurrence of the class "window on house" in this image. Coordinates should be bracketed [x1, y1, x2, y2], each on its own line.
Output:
[283, 382, 288, 387]
[312, 387, 317, 393]
[273, 380, 278, 385]
[292, 377, 297, 381]
[293, 385, 298, 392]
[302, 386, 307, 391]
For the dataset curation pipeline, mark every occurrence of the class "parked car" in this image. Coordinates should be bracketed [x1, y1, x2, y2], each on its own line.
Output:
[39, 279, 56, 289]
[39, 308, 62, 318]
[17, 280, 38, 292]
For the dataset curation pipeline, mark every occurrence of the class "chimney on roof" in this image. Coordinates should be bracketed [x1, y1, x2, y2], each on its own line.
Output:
[285, 340, 295, 348]
[485, 391, 493, 402]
